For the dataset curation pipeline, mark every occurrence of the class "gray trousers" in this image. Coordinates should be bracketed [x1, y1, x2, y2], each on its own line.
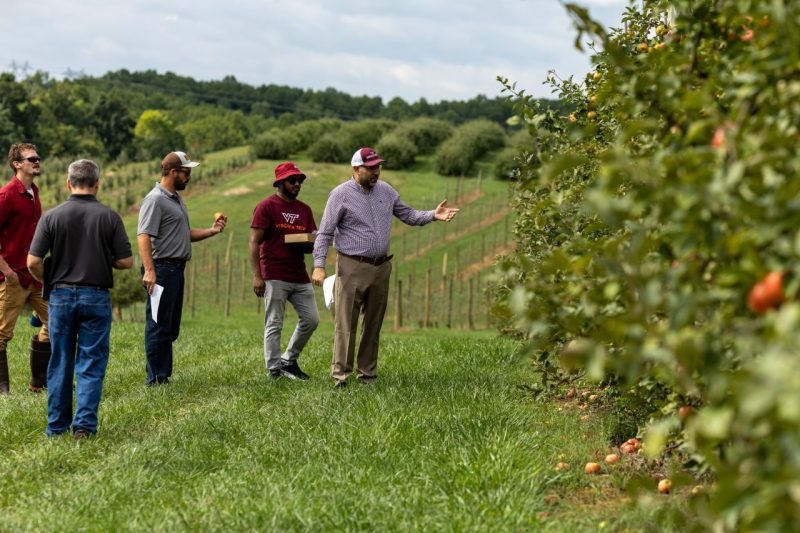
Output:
[263, 280, 319, 370]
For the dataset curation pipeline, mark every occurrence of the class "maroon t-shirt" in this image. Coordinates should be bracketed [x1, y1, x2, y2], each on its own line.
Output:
[251, 194, 317, 283]
[0, 176, 42, 288]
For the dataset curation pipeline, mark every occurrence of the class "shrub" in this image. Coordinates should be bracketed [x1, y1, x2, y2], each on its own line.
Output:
[493, 146, 523, 180]
[433, 119, 506, 176]
[432, 139, 476, 176]
[285, 118, 343, 153]
[340, 118, 397, 149]
[251, 130, 291, 160]
[394, 117, 453, 153]
[376, 132, 418, 169]
[493, 129, 535, 179]
[308, 132, 351, 163]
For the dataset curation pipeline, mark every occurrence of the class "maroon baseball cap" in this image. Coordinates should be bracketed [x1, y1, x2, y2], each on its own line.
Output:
[273, 161, 306, 186]
[351, 147, 385, 167]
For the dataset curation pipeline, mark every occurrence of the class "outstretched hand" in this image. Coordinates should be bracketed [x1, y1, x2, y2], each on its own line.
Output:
[434, 200, 460, 222]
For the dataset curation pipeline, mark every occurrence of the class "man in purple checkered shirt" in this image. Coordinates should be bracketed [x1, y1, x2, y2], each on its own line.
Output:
[312, 147, 459, 388]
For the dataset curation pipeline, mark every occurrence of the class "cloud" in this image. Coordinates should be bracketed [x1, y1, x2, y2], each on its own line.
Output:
[0, 0, 630, 101]
[390, 64, 421, 88]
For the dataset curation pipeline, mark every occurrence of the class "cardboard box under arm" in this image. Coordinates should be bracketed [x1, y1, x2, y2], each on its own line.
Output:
[284, 233, 316, 244]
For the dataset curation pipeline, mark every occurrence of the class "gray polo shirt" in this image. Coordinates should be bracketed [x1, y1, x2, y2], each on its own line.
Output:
[137, 183, 192, 261]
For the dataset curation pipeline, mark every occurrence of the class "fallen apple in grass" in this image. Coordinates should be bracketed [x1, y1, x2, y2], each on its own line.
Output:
[585, 462, 601, 474]
[658, 479, 673, 494]
[604, 453, 619, 465]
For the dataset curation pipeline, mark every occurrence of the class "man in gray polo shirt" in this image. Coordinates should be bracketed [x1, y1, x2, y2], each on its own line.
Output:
[137, 151, 226, 386]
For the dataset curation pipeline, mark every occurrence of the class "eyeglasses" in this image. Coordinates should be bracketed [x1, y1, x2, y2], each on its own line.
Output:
[286, 177, 305, 185]
[21, 156, 41, 163]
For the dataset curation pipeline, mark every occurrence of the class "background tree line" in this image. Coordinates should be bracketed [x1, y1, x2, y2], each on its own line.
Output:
[0, 68, 567, 167]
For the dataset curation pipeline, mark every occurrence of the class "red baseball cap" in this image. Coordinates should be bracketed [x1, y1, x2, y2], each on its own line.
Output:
[273, 161, 306, 186]
[351, 147, 385, 167]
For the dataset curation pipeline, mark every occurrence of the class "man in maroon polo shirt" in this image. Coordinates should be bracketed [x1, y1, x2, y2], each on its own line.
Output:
[0, 143, 50, 394]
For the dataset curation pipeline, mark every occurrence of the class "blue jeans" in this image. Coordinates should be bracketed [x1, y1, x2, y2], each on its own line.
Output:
[143, 260, 185, 385]
[263, 280, 319, 370]
[46, 287, 112, 436]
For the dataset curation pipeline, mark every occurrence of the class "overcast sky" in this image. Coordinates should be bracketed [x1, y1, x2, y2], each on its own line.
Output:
[1, 0, 630, 103]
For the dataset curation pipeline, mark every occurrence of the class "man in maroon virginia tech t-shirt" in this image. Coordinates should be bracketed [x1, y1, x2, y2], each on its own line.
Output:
[248, 162, 319, 381]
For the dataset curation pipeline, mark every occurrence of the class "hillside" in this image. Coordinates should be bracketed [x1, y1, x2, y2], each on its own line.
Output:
[99, 146, 515, 330]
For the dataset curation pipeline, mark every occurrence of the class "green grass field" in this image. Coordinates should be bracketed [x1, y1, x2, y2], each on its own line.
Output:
[0, 147, 692, 530]
[0, 313, 687, 531]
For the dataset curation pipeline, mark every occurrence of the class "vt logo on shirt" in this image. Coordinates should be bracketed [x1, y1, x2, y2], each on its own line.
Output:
[283, 213, 300, 224]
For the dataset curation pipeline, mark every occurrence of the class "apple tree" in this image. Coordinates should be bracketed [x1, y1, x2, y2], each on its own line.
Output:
[500, 0, 800, 529]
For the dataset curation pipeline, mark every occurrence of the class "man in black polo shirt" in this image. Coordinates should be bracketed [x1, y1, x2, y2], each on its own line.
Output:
[137, 151, 226, 386]
[27, 159, 132, 439]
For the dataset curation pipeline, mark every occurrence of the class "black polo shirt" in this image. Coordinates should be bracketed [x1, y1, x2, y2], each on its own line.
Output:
[29, 195, 132, 288]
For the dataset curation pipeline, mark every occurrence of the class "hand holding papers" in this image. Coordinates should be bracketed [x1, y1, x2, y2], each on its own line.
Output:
[150, 284, 164, 323]
[322, 275, 335, 310]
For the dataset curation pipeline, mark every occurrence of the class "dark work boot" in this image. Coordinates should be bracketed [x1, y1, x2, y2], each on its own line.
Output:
[29, 334, 51, 393]
[0, 349, 9, 394]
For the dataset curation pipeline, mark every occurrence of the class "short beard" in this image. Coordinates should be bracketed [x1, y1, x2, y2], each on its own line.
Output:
[175, 181, 187, 191]
[279, 184, 298, 199]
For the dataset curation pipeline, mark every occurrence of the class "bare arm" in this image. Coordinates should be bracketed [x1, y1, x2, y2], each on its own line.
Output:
[248, 227, 266, 297]
[137, 234, 156, 295]
[113, 256, 133, 270]
[190, 216, 226, 242]
[26, 254, 44, 282]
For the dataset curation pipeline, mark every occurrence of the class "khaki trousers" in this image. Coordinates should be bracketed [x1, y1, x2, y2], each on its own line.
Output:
[0, 279, 49, 351]
[332, 254, 392, 381]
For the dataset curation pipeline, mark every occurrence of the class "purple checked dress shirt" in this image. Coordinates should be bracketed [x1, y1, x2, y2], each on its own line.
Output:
[313, 178, 435, 267]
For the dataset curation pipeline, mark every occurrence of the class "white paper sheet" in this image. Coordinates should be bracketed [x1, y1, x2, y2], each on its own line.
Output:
[150, 284, 164, 323]
[323, 275, 336, 310]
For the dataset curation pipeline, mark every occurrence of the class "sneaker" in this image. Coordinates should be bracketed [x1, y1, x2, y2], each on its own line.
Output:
[334, 379, 347, 388]
[73, 429, 91, 440]
[269, 369, 281, 380]
[280, 360, 310, 381]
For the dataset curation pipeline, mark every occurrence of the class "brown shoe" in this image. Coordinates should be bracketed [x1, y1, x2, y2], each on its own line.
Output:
[334, 379, 347, 388]
[73, 429, 91, 440]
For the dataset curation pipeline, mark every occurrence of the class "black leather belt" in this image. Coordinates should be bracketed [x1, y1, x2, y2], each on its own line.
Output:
[339, 253, 393, 266]
[53, 283, 107, 290]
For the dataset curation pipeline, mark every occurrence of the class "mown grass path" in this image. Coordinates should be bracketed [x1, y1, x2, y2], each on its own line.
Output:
[0, 318, 679, 531]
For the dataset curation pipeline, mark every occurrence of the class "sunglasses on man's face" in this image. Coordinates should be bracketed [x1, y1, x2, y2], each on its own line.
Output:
[21, 156, 41, 163]
[286, 177, 305, 185]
